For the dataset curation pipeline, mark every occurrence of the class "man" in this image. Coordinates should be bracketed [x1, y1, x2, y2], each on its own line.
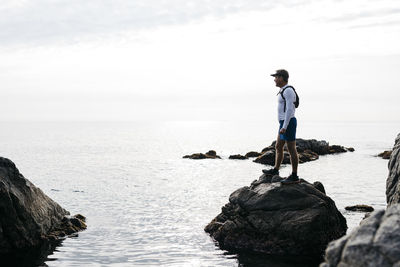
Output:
[262, 69, 299, 184]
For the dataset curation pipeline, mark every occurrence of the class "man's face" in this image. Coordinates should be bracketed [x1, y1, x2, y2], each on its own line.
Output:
[274, 75, 284, 87]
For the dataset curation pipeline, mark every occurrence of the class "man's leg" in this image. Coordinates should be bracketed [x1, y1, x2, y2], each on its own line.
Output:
[274, 135, 286, 170]
[262, 135, 285, 175]
[286, 140, 298, 174]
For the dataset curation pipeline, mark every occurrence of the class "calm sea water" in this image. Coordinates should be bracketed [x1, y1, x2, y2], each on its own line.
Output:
[1, 120, 399, 266]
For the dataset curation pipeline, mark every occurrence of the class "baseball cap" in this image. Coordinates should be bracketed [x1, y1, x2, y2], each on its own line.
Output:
[270, 69, 289, 80]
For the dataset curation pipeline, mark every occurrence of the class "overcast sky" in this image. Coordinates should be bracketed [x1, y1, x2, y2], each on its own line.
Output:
[1, 0, 400, 121]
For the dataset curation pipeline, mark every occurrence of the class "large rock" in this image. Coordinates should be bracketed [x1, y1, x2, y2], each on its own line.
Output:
[0, 157, 86, 254]
[386, 133, 400, 206]
[205, 174, 347, 258]
[320, 204, 400, 267]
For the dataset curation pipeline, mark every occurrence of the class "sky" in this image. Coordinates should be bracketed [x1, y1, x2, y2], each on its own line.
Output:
[1, 0, 400, 122]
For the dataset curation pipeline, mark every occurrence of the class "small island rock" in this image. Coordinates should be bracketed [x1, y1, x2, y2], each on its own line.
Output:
[254, 139, 353, 166]
[345, 205, 374, 212]
[183, 150, 221, 159]
[205, 173, 347, 258]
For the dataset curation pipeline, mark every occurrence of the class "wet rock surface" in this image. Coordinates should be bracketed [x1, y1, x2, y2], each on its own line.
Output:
[205, 173, 347, 259]
[321, 204, 400, 267]
[0, 157, 86, 255]
[386, 133, 400, 206]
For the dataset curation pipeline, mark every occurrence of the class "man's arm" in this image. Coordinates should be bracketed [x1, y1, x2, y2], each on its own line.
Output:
[280, 88, 296, 133]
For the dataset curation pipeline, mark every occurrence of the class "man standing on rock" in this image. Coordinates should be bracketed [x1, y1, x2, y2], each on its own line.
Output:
[262, 69, 300, 184]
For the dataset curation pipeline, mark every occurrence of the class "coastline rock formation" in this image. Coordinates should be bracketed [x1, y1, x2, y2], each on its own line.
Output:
[386, 133, 400, 206]
[321, 204, 400, 267]
[254, 139, 353, 166]
[0, 157, 86, 255]
[183, 150, 221, 159]
[320, 133, 400, 266]
[205, 173, 347, 258]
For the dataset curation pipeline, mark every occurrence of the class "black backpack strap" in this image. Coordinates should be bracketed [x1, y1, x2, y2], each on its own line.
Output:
[278, 86, 294, 112]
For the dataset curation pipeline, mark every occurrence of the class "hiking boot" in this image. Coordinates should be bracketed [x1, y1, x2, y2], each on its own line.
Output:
[262, 168, 279, 175]
[281, 173, 300, 185]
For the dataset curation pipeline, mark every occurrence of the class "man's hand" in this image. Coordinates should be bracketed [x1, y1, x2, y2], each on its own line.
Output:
[280, 128, 286, 134]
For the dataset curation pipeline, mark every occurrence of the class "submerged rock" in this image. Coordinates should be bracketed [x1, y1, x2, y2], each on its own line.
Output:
[345, 205, 374, 212]
[321, 204, 400, 267]
[0, 157, 86, 254]
[386, 133, 400, 206]
[183, 150, 221, 159]
[205, 173, 347, 258]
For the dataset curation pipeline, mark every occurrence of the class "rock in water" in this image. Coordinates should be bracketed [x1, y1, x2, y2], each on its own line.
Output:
[204, 174, 347, 258]
[0, 157, 86, 254]
[345, 204, 374, 212]
[378, 150, 392, 159]
[321, 204, 400, 267]
[386, 133, 400, 206]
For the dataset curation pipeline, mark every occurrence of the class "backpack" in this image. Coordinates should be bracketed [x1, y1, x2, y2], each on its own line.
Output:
[278, 86, 299, 112]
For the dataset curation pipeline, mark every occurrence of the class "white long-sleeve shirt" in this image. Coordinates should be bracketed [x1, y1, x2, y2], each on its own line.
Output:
[277, 84, 296, 129]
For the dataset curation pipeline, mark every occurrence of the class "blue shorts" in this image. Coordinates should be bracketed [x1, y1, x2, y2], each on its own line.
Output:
[279, 117, 297, 141]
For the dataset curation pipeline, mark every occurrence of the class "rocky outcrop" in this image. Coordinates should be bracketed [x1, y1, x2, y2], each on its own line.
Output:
[378, 150, 392, 160]
[321, 204, 400, 267]
[345, 205, 374, 212]
[386, 133, 400, 206]
[183, 150, 221, 159]
[0, 157, 86, 254]
[253, 139, 353, 166]
[205, 174, 347, 258]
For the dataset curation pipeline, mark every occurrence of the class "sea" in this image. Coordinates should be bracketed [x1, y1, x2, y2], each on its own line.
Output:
[1, 120, 399, 267]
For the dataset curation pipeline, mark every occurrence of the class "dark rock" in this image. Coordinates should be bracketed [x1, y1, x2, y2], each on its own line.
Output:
[261, 146, 275, 153]
[328, 145, 347, 154]
[378, 150, 392, 160]
[205, 174, 347, 258]
[299, 150, 319, 163]
[347, 147, 355, 152]
[183, 150, 221, 159]
[0, 157, 86, 254]
[386, 134, 400, 206]
[206, 150, 217, 157]
[345, 205, 374, 212]
[253, 150, 275, 165]
[321, 204, 400, 267]
[245, 151, 262, 158]
[271, 138, 330, 155]
[229, 154, 248, 160]
[313, 181, 326, 194]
